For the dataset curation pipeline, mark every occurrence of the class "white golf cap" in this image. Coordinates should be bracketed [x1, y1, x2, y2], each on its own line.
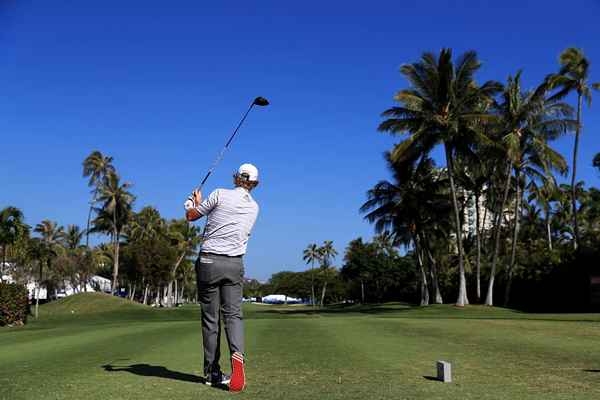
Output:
[238, 163, 259, 181]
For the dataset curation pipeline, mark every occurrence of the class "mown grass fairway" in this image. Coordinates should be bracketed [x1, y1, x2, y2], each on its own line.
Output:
[1, 293, 600, 400]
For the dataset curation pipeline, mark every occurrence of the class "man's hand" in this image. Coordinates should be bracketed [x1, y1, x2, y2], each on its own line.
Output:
[192, 189, 202, 206]
[184, 189, 203, 222]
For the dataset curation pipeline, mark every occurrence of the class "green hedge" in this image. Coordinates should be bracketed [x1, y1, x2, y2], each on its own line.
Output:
[0, 283, 29, 326]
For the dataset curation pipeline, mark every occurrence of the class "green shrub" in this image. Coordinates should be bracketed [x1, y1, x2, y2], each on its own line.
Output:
[0, 283, 29, 326]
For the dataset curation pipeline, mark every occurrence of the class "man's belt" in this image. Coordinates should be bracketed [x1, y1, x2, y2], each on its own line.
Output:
[201, 252, 243, 259]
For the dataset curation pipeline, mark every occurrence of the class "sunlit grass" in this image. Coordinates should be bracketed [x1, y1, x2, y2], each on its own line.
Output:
[1, 293, 599, 399]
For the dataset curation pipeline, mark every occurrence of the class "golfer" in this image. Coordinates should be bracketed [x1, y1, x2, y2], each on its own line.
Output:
[184, 163, 260, 392]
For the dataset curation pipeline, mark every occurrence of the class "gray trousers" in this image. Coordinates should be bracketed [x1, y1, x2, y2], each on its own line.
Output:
[196, 253, 245, 375]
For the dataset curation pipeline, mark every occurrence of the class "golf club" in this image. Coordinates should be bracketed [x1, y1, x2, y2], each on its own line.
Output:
[198, 96, 269, 189]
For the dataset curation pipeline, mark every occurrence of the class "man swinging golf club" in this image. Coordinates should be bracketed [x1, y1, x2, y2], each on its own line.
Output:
[184, 163, 260, 392]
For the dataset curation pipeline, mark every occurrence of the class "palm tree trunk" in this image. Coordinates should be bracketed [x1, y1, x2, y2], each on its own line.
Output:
[1, 245, 6, 283]
[475, 191, 482, 302]
[320, 279, 327, 307]
[167, 252, 186, 307]
[35, 285, 40, 319]
[174, 280, 178, 306]
[425, 244, 443, 304]
[143, 284, 149, 305]
[85, 188, 98, 248]
[418, 252, 430, 306]
[504, 169, 522, 307]
[571, 93, 582, 250]
[111, 229, 120, 296]
[481, 199, 489, 250]
[360, 279, 365, 304]
[130, 285, 137, 301]
[311, 261, 316, 309]
[444, 143, 468, 306]
[414, 234, 429, 306]
[546, 205, 553, 251]
[485, 161, 512, 306]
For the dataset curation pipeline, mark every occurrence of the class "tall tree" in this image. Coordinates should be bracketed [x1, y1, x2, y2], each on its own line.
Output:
[362, 155, 449, 305]
[0, 207, 28, 282]
[318, 240, 338, 306]
[547, 48, 600, 250]
[33, 220, 65, 304]
[527, 177, 560, 251]
[484, 73, 571, 306]
[379, 48, 502, 306]
[34, 220, 65, 248]
[485, 72, 574, 306]
[166, 219, 201, 307]
[92, 172, 134, 295]
[63, 225, 84, 250]
[302, 243, 321, 308]
[454, 154, 492, 302]
[82, 151, 115, 248]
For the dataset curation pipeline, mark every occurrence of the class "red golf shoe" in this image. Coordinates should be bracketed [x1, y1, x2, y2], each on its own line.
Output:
[229, 352, 245, 392]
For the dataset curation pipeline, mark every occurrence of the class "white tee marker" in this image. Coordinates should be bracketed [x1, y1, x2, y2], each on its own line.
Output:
[437, 360, 452, 383]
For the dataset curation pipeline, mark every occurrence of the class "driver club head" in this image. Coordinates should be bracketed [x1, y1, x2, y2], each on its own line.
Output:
[253, 97, 269, 106]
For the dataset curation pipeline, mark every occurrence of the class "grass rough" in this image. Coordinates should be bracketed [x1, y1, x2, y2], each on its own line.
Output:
[1, 293, 599, 399]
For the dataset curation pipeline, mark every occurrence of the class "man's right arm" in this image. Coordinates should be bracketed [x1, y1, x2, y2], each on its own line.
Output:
[184, 189, 220, 222]
[186, 207, 203, 222]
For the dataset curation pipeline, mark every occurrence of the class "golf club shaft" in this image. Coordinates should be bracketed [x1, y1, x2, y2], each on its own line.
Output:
[198, 102, 256, 189]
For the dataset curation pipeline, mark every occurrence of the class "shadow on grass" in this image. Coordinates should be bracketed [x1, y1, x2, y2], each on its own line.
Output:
[253, 303, 413, 317]
[250, 303, 600, 323]
[583, 369, 600, 373]
[102, 363, 228, 391]
[423, 375, 442, 382]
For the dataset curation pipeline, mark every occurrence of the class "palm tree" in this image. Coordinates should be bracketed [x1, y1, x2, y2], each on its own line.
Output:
[166, 219, 201, 307]
[33, 220, 65, 304]
[373, 232, 396, 256]
[0, 207, 28, 282]
[92, 172, 134, 295]
[484, 73, 571, 306]
[361, 155, 449, 305]
[127, 207, 165, 242]
[302, 243, 321, 308]
[34, 220, 65, 248]
[547, 48, 600, 250]
[318, 240, 338, 306]
[378, 49, 502, 306]
[63, 225, 84, 250]
[83, 151, 115, 248]
[27, 238, 50, 318]
[527, 177, 560, 251]
[454, 154, 492, 302]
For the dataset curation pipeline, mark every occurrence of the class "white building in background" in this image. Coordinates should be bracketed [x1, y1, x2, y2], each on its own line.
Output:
[261, 294, 303, 304]
[462, 191, 494, 237]
[49, 275, 112, 298]
[1, 268, 111, 300]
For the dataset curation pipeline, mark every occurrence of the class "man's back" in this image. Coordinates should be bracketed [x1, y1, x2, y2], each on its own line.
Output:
[197, 187, 259, 256]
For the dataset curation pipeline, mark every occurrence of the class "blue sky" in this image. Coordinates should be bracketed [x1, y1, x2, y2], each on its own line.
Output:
[1, 1, 599, 280]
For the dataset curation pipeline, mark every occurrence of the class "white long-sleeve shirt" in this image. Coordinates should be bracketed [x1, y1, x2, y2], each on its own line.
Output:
[185, 187, 259, 256]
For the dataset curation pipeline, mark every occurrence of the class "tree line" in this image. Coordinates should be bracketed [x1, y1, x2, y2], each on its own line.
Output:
[243, 47, 600, 311]
[363, 47, 600, 309]
[2, 47, 600, 312]
[0, 151, 202, 313]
